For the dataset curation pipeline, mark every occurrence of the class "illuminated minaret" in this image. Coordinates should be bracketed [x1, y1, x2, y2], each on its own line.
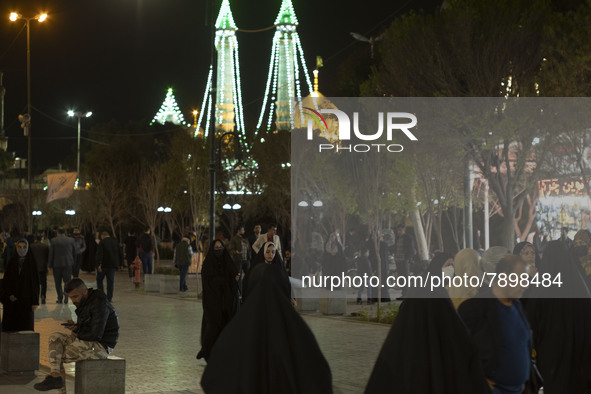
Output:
[197, 0, 245, 140]
[256, 0, 313, 135]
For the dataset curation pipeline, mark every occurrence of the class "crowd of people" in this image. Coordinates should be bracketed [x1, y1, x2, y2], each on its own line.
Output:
[197, 224, 591, 393]
[1, 220, 591, 393]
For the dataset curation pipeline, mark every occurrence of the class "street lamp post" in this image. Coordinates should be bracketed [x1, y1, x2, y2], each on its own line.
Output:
[10, 11, 47, 233]
[208, 0, 217, 244]
[68, 110, 92, 182]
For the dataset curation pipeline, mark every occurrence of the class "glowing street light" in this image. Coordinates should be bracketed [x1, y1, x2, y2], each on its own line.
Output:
[68, 110, 93, 183]
[10, 10, 48, 233]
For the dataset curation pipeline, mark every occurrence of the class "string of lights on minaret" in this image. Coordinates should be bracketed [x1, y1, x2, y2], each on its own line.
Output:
[150, 88, 187, 126]
[197, 0, 246, 144]
[256, 0, 313, 136]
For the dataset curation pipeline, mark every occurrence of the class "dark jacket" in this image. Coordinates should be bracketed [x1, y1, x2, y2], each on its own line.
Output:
[458, 289, 531, 379]
[96, 237, 123, 269]
[228, 234, 250, 263]
[75, 288, 119, 350]
[174, 240, 193, 268]
[30, 241, 49, 272]
[394, 233, 416, 262]
[139, 233, 154, 253]
[49, 234, 77, 268]
[124, 235, 137, 261]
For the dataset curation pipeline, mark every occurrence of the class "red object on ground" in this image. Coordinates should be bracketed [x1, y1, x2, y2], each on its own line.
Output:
[132, 256, 142, 284]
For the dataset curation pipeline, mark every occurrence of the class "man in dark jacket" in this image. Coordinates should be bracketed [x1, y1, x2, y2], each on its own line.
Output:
[96, 231, 123, 303]
[30, 235, 49, 304]
[49, 228, 77, 304]
[458, 255, 531, 394]
[174, 237, 194, 292]
[139, 226, 154, 275]
[229, 226, 251, 294]
[33, 278, 119, 391]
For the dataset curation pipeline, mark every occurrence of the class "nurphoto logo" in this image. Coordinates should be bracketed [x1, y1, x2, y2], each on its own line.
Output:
[303, 107, 418, 153]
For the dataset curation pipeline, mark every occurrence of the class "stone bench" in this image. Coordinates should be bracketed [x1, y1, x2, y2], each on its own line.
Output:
[75, 355, 125, 394]
[0, 331, 40, 375]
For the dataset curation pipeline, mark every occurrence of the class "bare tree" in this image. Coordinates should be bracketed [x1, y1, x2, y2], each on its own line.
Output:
[364, 0, 550, 248]
[132, 163, 164, 264]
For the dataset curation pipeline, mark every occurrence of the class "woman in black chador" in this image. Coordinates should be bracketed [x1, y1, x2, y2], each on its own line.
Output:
[196, 239, 238, 361]
[525, 240, 591, 394]
[201, 262, 332, 394]
[1, 239, 39, 332]
[365, 252, 490, 394]
[243, 241, 291, 303]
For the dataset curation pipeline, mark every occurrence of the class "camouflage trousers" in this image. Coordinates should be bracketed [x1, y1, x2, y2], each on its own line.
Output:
[48, 332, 108, 373]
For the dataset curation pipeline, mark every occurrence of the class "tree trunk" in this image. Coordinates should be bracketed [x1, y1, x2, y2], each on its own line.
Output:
[501, 202, 515, 250]
[411, 209, 430, 261]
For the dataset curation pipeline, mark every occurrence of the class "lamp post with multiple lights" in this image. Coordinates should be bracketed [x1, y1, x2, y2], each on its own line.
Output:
[67, 110, 92, 183]
[9, 11, 48, 233]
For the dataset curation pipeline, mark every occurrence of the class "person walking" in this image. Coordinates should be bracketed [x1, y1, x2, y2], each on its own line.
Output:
[29, 235, 49, 304]
[229, 225, 251, 296]
[48, 228, 77, 304]
[71, 228, 86, 278]
[197, 240, 238, 361]
[526, 241, 591, 394]
[393, 224, 416, 298]
[365, 253, 490, 394]
[0, 239, 39, 332]
[252, 224, 282, 259]
[139, 227, 154, 275]
[201, 262, 332, 394]
[124, 231, 138, 282]
[96, 231, 123, 303]
[459, 255, 531, 394]
[248, 224, 261, 248]
[174, 237, 194, 292]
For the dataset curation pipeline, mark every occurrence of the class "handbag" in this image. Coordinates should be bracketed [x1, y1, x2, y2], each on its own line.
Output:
[523, 357, 543, 394]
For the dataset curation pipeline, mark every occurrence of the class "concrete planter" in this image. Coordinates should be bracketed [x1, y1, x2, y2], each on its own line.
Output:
[294, 287, 319, 313]
[144, 274, 162, 292]
[160, 276, 179, 294]
[318, 288, 347, 315]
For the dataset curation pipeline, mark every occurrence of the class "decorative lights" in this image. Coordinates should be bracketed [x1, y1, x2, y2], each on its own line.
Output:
[151, 88, 187, 126]
[197, 0, 246, 143]
[255, 0, 312, 136]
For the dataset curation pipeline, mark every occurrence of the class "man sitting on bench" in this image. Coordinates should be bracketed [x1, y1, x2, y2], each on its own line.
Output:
[34, 278, 120, 391]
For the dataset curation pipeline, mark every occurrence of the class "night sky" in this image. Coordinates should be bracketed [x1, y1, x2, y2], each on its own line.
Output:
[0, 0, 441, 169]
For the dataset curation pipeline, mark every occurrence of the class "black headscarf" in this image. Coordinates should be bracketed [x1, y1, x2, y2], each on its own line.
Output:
[526, 240, 591, 393]
[201, 263, 332, 394]
[365, 255, 489, 394]
[513, 241, 541, 267]
[426, 252, 453, 276]
[197, 239, 238, 361]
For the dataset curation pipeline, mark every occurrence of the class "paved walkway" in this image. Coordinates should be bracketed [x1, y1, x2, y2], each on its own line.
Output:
[1, 270, 395, 393]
